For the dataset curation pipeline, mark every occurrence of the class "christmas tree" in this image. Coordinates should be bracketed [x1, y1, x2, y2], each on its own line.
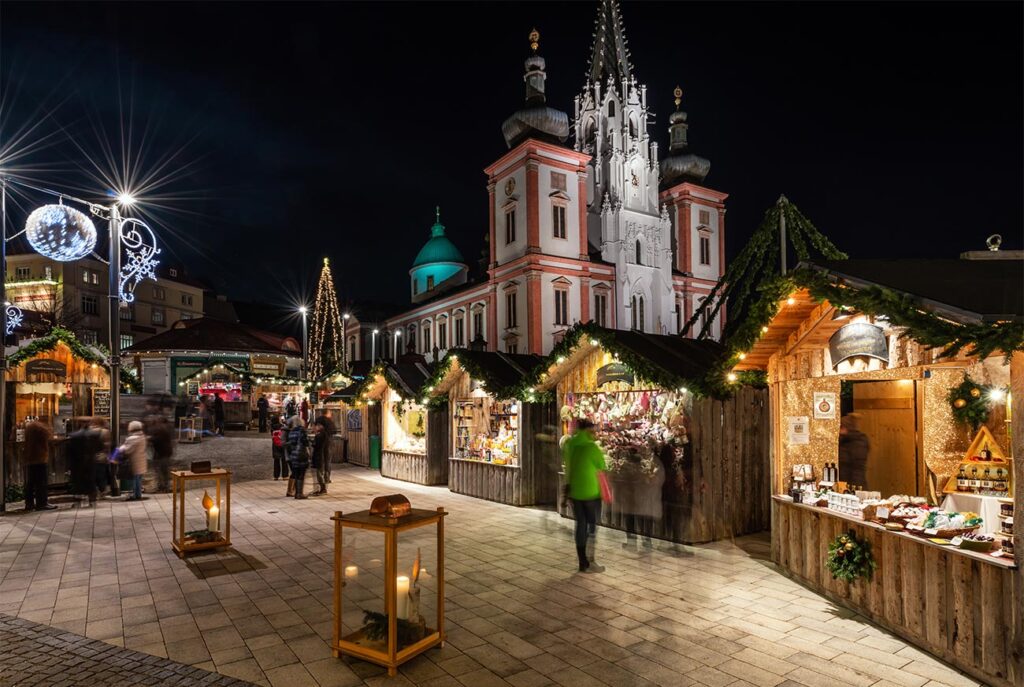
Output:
[309, 257, 345, 378]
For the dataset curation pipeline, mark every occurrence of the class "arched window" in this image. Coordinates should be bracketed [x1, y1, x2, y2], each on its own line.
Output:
[608, 100, 616, 117]
[638, 296, 645, 333]
[629, 113, 638, 139]
[631, 296, 637, 330]
[584, 118, 597, 149]
[635, 239, 642, 265]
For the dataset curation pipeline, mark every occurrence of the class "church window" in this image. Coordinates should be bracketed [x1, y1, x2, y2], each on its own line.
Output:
[554, 288, 569, 326]
[505, 209, 516, 244]
[552, 205, 567, 239]
[631, 296, 637, 330]
[676, 300, 682, 334]
[635, 239, 643, 265]
[454, 316, 464, 347]
[698, 209, 711, 225]
[473, 311, 484, 340]
[699, 235, 711, 266]
[638, 296, 645, 333]
[422, 324, 431, 353]
[699, 297, 708, 333]
[629, 114, 638, 139]
[608, 100, 616, 117]
[506, 292, 517, 328]
[438, 322, 447, 350]
[507, 341, 518, 355]
[584, 119, 597, 150]
[594, 293, 607, 327]
[550, 171, 566, 192]
[427, 275, 435, 290]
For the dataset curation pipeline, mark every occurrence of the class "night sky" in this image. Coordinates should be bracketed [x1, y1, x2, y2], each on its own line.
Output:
[2, 1, 1021, 317]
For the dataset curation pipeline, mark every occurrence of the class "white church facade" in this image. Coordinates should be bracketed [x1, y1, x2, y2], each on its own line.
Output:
[380, 0, 726, 360]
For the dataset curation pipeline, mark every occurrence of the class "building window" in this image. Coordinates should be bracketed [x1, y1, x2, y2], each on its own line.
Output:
[631, 295, 645, 332]
[635, 240, 642, 265]
[152, 286, 165, 300]
[15, 266, 30, 280]
[699, 235, 711, 266]
[505, 209, 516, 244]
[550, 171, 566, 192]
[699, 297, 708, 333]
[437, 322, 447, 350]
[180, 312, 193, 320]
[152, 308, 165, 325]
[407, 326, 416, 352]
[454, 317, 464, 347]
[81, 329, 98, 345]
[427, 275, 435, 291]
[698, 209, 711, 225]
[506, 341, 518, 355]
[119, 334, 134, 351]
[82, 268, 100, 285]
[505, 292, 517, 328]
[594, 293, 607, 327]
[168, 268, 178, 278]
[608, 100, 616, 117]
[119, 304, 134, 321]
[552, 205, 567, 239]
[554, 288, 569, 326]
[181, 293, 193, 306]
[472, 311, 484, 341]
[81, 294, 98, 316]
[422, 325, 431, 353]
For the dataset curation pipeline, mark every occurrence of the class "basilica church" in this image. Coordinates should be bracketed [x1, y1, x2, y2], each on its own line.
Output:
[376, 0, 727, 360]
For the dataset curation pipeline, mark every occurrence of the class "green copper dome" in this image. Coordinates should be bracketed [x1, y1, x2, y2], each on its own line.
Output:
[412, 209, 465, 268]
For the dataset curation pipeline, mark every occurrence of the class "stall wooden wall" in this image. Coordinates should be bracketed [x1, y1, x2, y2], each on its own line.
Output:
[344, 406, 370, 467]
[559, 387, 771, 544]
[773, 499, 1017, 687]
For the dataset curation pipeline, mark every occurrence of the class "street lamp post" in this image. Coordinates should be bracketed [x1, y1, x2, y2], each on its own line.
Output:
[299, 306, 308, 378]
[393, 329, 401, 362]
[342, 313, 350, 370]
[371, 329, 379, 367]
[108, 201, 123, 447]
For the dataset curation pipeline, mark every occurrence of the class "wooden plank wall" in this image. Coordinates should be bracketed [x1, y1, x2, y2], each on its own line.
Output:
[379, 405, 449, 485]
[772, 499, 1014, 687]
[448, 460, 525, 506]
[380, 451, 431, 484]
[343, 407, 370, 467]
[558, 387, 771, 544]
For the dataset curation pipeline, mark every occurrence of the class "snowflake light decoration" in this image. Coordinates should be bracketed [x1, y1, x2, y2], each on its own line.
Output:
[5, 304, 23, 336]
[118, 217, 160, 303]
[24, 204, 98, 261]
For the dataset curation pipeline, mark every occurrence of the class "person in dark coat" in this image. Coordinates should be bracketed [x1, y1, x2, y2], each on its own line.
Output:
[271, 416, 290, 481]
[287, 416, 310, 499]
[146, 414, 174, 493]
[67, 422, 103, 506]
[310, 420, 328, 496]
[839, 413, 870, 489]
[257, 395, 270, 432]
[317, 411, 336, 483]
[213, 395, 225, 436]
[23, 419, 56, 511]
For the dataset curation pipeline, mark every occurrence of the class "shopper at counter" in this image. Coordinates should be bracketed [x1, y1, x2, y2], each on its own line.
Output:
[563, 419, 607, 573]
[23, 419, 56, 511]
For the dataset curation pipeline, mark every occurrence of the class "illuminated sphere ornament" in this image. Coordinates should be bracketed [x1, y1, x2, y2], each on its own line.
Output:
[953, 398, 967, 409]
[25, 204, 97, 262]
[969, 387, 981, 398]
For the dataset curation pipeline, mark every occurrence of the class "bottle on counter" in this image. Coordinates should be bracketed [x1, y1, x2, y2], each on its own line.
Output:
[957, 465, 968, 491]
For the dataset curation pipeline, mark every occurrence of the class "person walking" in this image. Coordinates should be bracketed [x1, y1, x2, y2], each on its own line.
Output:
[286, 416, 310, 499]
[91, 419, 112, 500]
[119, 421, 149, 501]
[23, 418, 56, 511]
[300, 398, 309, 424]
[310, 420, 328, 496]
[146, 414, 174, 493]
[318, 410, 336, 483]
[213, 394, 225, 436]
[562, 419, 607, 573]
[285, 396, 297, 419]
[271, 417, 290, 481]
[257, 394, 270, 432]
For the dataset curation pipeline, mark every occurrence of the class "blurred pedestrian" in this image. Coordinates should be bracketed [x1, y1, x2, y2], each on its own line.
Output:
[90, 419, 112, 499]
[257, 394, 270, 432]
[562, 419, 607, 573]
[285, 396, 297, 419]
[287, 416, 310, 499]
[23, 418, 56, 511]
[67, 420, 102, 507]
[119, 420, 149, 501]
[310, 419, 328, 496]
[300, 398, 309, 424]
[318, 411, 336, 483]
[271, 416, 290, 481]
[146, 413, 174, 493]
[213, 394, 225, 436]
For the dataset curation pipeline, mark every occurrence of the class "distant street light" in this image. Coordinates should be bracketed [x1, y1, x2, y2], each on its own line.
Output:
[371, 329, 379, 367]
[299, 306, 308, 378]
[342, 313, 350, 370]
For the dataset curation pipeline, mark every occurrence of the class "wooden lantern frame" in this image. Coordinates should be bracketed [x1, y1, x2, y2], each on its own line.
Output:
[331, 507, 446, 676]
[171, 468, 231, 557]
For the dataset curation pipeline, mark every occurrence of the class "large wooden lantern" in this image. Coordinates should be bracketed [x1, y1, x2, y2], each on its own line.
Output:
[331, 496, 446, 676]
[171, 468, 231, 557]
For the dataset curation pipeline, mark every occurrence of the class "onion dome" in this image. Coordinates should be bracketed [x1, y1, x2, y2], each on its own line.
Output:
[501, 29, 570, 149]
[412, 208, 465, 267]
[660, 86, 711, 188]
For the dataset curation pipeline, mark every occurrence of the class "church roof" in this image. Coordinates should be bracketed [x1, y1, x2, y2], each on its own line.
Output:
[587, 0, 632, 89]
[412, 213, 466, 268]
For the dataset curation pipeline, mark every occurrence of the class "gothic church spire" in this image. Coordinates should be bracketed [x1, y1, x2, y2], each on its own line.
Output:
[586, 0, 632, 91]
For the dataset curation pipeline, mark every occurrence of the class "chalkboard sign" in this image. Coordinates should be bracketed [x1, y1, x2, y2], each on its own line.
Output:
[347, 409, 363, 432]
[186, 381, 200, 396]
[92, 388, 111, 416]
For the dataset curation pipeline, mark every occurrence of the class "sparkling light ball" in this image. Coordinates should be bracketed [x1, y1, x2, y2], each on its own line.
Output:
[25, 204, 98, 262]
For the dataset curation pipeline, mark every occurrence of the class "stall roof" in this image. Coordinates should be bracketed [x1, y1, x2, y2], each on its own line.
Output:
[325, 360, 374, 402]
[430, 349, 543, 399]
[124, 317, 301, 356]
[535, 325, 725, 393]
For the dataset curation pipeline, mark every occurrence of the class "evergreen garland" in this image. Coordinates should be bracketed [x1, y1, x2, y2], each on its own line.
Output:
[421, 350, 529, 408]
[826, 530, 877, 583]
[8, 326, 106, 367]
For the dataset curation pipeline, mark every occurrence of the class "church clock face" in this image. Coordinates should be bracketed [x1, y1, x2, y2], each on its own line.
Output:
[504, 178, 516, 196]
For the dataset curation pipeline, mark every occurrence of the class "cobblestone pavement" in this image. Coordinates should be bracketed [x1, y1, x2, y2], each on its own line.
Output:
[171, 433, 276, 483]
[0, 466, 982, 687]
[0, 612, 256, 686]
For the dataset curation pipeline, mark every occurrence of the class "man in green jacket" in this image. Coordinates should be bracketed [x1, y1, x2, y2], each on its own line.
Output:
[563, 419, 606, 573]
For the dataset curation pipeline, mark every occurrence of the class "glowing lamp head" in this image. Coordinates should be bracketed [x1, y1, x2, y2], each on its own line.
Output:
[117, 192, 137, 206]
[25, 204, 98, 262]
[761, 326, 769, 333]
[373, 329, 379, 335]
[299, 306, 307, 315]
[343, 313, 351, 320]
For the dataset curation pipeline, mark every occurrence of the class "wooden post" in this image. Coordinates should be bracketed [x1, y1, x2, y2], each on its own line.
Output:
[386, 528, 397, 676]
[1010, 351, 1023, 685]
[437, 507, 445, 644]
[332, 511, 343, 658]
[224, 473, 231, 545]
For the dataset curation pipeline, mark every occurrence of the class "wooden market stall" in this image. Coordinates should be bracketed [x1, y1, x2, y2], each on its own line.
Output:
[733, 257, 1023, 687]
[3, 329, 111, 489]
[329, 361, 379, 468]
[177, 361, 308, 430]
[534, 324, 771, 544]
[356, 363, 448, 485]
[427, 350, 555, 506]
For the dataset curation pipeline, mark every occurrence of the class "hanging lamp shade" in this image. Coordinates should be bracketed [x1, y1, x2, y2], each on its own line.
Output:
[24, 204, 98, 261]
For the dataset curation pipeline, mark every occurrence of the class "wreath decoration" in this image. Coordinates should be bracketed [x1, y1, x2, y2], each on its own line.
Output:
[826, 529, 876, 583]
[946, 374, 997, 430]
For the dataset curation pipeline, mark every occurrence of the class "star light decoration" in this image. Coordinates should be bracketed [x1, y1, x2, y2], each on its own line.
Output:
[24, 204, 98, 261]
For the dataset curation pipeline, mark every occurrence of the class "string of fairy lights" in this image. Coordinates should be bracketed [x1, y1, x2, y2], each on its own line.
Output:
[308, 257, 345, 379]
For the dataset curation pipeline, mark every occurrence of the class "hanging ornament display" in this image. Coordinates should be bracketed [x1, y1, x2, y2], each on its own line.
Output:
[25, 204, 97, 261]
[969, 387, 981, 398]
[953, 398, 967, 409]
[308, 257, 345, 379]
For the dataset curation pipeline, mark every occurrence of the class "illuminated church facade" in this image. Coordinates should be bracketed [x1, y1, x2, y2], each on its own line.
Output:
[378, 0, 727, 360]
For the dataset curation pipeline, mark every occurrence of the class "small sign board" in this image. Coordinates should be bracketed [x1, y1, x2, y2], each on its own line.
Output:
[787, 416, 810, 445]
[813, 392, 837, 420]
[186, 381, 200, 396]
[92, 388, 111, 416]
[596, 362, 634, 387]
[347, 409, 363, 432]
[829, 322, 888, 368]
[26, 358, 67, 377]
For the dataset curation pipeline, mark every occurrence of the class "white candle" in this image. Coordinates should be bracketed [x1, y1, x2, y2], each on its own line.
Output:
[207, 505, 220, 532]
[395, 575, 410, 619]
[344, 565, 358, 579]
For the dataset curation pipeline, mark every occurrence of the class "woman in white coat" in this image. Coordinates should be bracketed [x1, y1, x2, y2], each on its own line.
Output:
[120, 420, 149, 501]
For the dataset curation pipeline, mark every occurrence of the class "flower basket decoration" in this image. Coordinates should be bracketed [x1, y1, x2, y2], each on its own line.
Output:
[826, 529, 877, 583]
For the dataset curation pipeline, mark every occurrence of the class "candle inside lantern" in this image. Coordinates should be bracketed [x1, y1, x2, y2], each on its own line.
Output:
[344, 565, 358, 579]
[396, 575, 410, 619]
[207, 505, 220, 532]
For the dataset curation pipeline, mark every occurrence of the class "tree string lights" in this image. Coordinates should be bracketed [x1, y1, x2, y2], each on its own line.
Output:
[309, 257, 345, 379]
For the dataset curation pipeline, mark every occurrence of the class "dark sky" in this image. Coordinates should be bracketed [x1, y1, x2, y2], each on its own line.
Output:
[2, 1, 1021, 315]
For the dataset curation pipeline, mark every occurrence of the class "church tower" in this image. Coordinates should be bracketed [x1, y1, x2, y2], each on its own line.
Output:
[574, 0, 675, 335]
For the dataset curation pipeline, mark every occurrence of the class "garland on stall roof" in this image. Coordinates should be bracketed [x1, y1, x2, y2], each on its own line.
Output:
[826, 529, 876, 583]
[175, 359, 311, 389]
[348, 362, 427, 407]
[421, 349, 530, 409]
[7, 326, 106, 367]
